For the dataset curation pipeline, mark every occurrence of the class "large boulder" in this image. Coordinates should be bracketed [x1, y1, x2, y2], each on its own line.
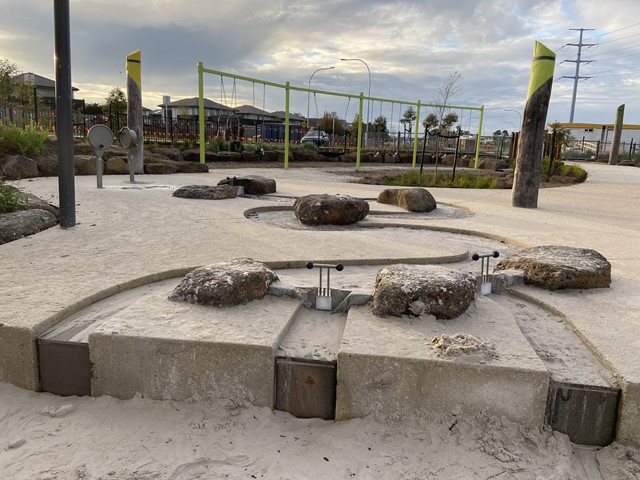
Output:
[217, 175, 276, 195]
[105, 156, 130, 174]
[169, 258, 278, 307]
[182, 149, 222, 163]
[36, 155, 59, 177]
[293, 194, 369, 225]
[494, 245, 611, 290]
[0, 209, 58, 244]
[173, 184, 236, 200]
[377, 188, 437, 212]
[144, 163, 178, 174]
[150, 147, 183, 161]
[372, 264, 476, 319]
[1, 155, 39, 179]
[74, 155, 98, 175]
[176, 162, 209, 174]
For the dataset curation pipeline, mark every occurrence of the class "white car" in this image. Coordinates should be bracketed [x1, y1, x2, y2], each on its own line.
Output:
[301, 130, 329, 145]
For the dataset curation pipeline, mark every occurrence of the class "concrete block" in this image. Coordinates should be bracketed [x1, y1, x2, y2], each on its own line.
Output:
[335, 302, 549, 427]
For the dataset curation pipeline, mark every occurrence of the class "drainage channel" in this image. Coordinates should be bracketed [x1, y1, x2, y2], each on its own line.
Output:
[37, 279, 180, 396]
[490, 292, 620, 446]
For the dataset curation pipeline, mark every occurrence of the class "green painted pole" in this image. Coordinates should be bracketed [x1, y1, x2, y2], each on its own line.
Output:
[608, 104, 625, 165]
[512, 41, 556, 208]
[284, 81, 290, 169]
[198, 62, 205, 164]
[474, 105, 484, 168]
[356, 92, 364, 169]
[412, 100, 421, 168]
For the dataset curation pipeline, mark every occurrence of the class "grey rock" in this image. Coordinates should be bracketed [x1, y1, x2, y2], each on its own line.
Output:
[74, 155, 98, 175]
[176, 162, 209, 174]
[150, 147, 183, 161]
[494, 245, 611, 290]
[0, 209, 57, 244]
[372, 264, 476, 319]
[1, 155, 39, 179]
[169, 258, 279, 307]
[293, 194, 369, 225]
[217, 175, 276, 195]
[377, 188, 437, 212]
[173, 184, 236, 200]
[144, 163, 178, 174]
[105, 156, 130, 175]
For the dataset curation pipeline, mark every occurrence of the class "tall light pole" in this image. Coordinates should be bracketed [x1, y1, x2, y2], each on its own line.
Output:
[503, 109, 522, 129]
[341, 58, 371, 146]
[307, 66, 334, 132]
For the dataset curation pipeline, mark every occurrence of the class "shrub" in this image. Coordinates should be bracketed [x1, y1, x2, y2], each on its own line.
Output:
[542, 158, 588, 182]
[383, 171, 498, 189]
[0, 181, 26, 214]
[207, 137, 228, 152]
[0, 123, 49, 157]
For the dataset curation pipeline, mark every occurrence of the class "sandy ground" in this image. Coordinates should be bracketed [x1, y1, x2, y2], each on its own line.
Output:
[3, 380, 639, 480]
[2, 162, 640, 479]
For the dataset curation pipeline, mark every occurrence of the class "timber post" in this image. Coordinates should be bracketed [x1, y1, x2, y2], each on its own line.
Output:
[608, 104, 625, 165]
[126, 50, 144, 174]
[511, 41, 556, 208]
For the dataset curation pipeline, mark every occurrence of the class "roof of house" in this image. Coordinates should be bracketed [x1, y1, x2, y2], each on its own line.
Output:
[12, 72, 79, 92]
[270, 111, 306, 122]
[235, 105, 275, 117]
[159, 97, 232, 110]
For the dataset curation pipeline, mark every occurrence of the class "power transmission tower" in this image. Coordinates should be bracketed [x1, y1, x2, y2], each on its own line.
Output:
[562, 28, 595, 123]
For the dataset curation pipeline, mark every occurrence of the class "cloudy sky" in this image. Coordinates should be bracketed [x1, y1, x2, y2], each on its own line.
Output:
[1, 0, 639, 134]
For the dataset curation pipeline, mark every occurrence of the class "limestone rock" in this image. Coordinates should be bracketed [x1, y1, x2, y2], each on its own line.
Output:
[217, 175, 276, 195]
[144, 163, 178, 174]
[0, 209, 57, 244]
[173, 184, 236, 200]
[150, 147, 183, 161]
[377, 188, 436, 212]
[1, 155, 39, 179]
[74, 155, 98, 175]
[169, 258, 278, 307]
[372, 264, 476, 319]
[494, 245, 611, 290]
[176, 162, 209, 174]
[182, 149, 221, 163]
[293, 194, 369, 225]
[105, 156, 130, 175]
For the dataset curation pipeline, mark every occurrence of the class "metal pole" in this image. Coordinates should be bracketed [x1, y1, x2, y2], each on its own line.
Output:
[54, 0, 76, 228]
[307, 67, 334, 133]
[341, 58, 370, 147]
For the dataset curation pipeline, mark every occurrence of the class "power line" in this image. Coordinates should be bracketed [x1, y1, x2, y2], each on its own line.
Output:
[583, 43, 640, 59]
[584, 21, 640, 41]
[596, 31, 640, 46]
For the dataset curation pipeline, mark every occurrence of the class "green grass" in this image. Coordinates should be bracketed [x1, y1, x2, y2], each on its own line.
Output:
[0, 182, 26, 214]
[383, 171, 498, 189]
[0, 123, 49, 157]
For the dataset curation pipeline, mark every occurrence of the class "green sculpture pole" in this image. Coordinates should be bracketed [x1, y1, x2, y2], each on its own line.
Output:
[608, 104, 625, 165]
[511, 41, 556, 208]
[126, 50, 144, 174]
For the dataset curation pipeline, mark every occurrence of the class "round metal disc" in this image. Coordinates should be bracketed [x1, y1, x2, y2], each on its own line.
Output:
[87, 124, 114, 150]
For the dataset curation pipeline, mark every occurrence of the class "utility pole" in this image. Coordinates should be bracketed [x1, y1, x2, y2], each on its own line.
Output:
[562, 28, 595, 123]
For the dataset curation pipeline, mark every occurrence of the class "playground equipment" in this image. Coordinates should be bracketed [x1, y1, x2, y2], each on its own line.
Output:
[197, 62, 484, 169]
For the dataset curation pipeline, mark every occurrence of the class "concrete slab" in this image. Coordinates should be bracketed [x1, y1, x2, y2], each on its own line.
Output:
[89, 288, 301, 405]
[336, 297, 550, 427]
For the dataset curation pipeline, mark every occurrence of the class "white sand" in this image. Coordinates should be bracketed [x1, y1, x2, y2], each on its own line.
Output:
[3, 381, 639, 480]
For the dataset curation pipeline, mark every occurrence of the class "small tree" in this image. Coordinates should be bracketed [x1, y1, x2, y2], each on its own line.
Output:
[545, 122, 574, 161]
[439, 112, 459, 133]
[0, 58, 20, 120]
[349, 114, 365, 137]
[433, 70, 462, 124]
[103, 86, 127, 115]
[319, 112, 345, 135]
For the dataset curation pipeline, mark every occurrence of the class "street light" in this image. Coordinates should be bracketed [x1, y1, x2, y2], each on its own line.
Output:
[307, 67, 334, 132]
[341, 58, 371, 146]
[503, 109, 522, 129]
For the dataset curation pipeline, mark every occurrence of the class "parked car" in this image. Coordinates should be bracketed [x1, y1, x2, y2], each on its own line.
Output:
[301, 130, 329, 145]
